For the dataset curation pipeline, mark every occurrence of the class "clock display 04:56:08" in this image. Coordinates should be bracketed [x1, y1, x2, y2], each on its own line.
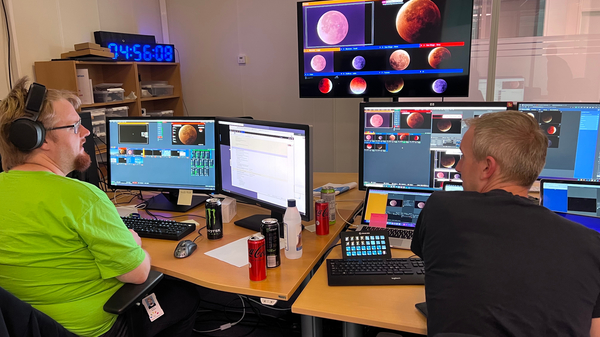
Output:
[108, 43, 174, 62]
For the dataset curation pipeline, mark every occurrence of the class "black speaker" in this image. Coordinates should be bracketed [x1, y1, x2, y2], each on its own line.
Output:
[9, 83, 48, 151]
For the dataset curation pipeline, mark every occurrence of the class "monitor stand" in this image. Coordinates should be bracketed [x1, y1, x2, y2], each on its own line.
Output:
[141, 192, 209, 212]
[234, 211, 284, 236]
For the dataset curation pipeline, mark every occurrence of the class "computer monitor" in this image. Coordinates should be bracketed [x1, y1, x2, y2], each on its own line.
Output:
[540, 179, 600, 217]
[517, 102, 600, 181]
[67, 112, 101, 188]
[217, 117, 313, 229]
[359, 101, 512, 190]
[106, 116, 217, 212]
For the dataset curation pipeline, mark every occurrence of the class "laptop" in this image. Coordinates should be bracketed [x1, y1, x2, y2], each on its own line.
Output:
[356, 187, 433, 249]
[540, 179, 600, 232]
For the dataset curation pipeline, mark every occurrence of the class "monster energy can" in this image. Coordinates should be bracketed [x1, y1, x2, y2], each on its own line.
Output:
[205, 198, 223, 240]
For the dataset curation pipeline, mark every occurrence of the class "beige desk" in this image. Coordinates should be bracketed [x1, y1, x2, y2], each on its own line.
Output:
[292, 245, 427, 336]
[138, 172, 364, 301]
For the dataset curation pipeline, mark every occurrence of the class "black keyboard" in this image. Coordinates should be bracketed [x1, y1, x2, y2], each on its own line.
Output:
[121, 217, 196, 241]
[326, 258, 425, 286]
[359, 226, 414, 239]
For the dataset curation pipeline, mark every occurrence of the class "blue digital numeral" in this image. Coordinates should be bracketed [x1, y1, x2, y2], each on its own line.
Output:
[165, 46, 174, 62]
[133, 44, 142, 61]
[155, 45, 163, 62]
[143, 45, 152, 62]
[108, 43, 118, 60]
[119, 45, 130, 60]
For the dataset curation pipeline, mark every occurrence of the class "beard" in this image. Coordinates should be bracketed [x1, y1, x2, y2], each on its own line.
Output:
[74, 152, 92, 173]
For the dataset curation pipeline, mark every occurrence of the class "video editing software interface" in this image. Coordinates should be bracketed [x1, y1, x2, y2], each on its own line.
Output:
[218, 120, 309, 217]
[107, 118, 216, 191]
[360, 103, 509, 189]
[542, 181, 600, 217]
[518, 103, 600, 181]
[297, 0, 474, 98]
[363, 189, 431, 228]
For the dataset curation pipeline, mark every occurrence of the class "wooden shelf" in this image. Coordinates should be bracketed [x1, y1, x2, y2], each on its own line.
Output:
[81, 99, 137, 109]
[140, 95, 179, 102]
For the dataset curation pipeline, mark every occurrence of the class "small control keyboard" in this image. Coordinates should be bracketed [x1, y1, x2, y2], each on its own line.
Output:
[359, 226, 414, 240]
[326, 257, 425, 286]
[121, 217, 196, 241]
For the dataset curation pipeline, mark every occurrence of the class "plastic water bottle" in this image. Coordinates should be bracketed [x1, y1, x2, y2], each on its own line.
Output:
[284, 199, 303, 259]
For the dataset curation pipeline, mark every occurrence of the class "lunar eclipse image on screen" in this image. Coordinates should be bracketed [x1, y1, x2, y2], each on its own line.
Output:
[178, 125, 198, 145]
[318, 78, 333, 94]
[350, 77, 367, 94]
[436, 119, 452, 132]
[417, 201, 426, 209]
[389, 50, 410, 70]
[317, 10, 349, 45]
[370, 114, 384, 127]
[432, 79, 447, 94]
[396, 0, 441, 43]
[311, 55, 326, 71]
[428, 47, 451, 69]
[440, 154, 456, 168]
[407, 113, 424, 128]
[352, 56, 366, 70]
[385, 78, 405, 93]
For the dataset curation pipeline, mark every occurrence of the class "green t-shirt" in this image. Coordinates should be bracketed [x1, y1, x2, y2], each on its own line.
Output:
[0, 170, 146, 337]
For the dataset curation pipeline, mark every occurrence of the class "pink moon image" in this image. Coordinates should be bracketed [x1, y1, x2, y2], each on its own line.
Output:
[350, 77, 367, 94]
[428, 47, 451, 69]
[365, 134, 372, 140]
[317, 11, 349, 45]
[396, 0, 441, 43]
[318, 78, 332, 94]
[437, 119, 452, 132]
[407, 112, 424, 128]
[547, 126, 557, 135]
[311, 55, 326, 71]
[389, 135, 396, 141]
[417, 202, 426, 209]
[389, 50, 410, 70]
[390, 200, 397, 206]
[436, 172, 445, 179]
[370, 114, 384, 127]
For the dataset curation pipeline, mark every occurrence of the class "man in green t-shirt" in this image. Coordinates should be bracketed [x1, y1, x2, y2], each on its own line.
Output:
[0, 78, 198, 337]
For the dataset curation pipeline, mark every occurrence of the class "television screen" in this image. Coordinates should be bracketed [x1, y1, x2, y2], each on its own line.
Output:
[297, 0, 474, 98]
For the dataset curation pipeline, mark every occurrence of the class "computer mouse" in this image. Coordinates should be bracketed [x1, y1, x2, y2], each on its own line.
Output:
[174, 240, 197, 259]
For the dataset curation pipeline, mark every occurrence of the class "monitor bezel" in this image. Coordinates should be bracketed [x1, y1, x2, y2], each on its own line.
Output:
[216, 117, 314, 221]
[539, 178, 600, 207]
[358, 101, 514, 190]
[105, 116, 218, 194]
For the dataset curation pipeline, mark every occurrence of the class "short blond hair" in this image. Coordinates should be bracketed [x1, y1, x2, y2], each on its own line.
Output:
[0, 77, 81, 170]
[466, 111, 548, 187]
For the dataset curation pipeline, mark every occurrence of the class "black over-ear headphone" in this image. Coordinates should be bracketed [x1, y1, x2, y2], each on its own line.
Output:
[8, 83, 48, 151]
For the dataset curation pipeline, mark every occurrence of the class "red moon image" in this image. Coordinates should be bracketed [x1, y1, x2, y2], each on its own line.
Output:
[436, 172, 445, 179]
[370, 114, 383, 127]
[428, 47, 451, 68]
[441, 155, 456, 168]
[389, 50, 410, 70]
[311, 55, 326, 71]
[437, 119, 452, 132]
[407, 113, 424, 128]
[413, 135, 420, 141]
[385, 78, 405, 93]
[389, 135, 396, 141]
[350, 77, 367, 94]
[366, 144, 373, 149]
[417, 202, 426, 209]
[399, 134, 408, 141]
[179, 125, 198, 145]
[317, 11, 349, 45]
[318, 78, 332, 94]
[396, 0, 441, 43]
[547, 126, 557, 135]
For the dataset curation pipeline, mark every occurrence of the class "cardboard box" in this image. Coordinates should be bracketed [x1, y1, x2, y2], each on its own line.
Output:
[74, 42, 110, 52]
[61, 49, 114, 59]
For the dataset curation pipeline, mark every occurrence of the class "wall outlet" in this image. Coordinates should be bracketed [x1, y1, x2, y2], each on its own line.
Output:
[238, 54, 247, 64]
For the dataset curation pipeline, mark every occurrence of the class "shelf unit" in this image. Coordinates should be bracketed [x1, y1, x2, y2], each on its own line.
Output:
[34, 61, 184, 116]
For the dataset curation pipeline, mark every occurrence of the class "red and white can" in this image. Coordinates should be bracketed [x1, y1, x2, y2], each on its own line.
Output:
[248, 234, 267, 281]
[315, 199, 329, 235]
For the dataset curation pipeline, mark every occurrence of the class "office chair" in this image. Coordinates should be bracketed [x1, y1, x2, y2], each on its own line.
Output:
[0, 270, 163, 337]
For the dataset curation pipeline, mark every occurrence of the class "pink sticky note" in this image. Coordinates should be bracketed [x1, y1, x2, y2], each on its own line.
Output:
[370, 213, 388, 228]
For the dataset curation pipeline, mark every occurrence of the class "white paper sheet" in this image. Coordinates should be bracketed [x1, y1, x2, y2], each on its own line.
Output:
[204, 235, 254, 267]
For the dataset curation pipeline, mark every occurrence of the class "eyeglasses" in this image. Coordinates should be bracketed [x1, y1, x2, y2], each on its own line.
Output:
[46, 119, 81, 134]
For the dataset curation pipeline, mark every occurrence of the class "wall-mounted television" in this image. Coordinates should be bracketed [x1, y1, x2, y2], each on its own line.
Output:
[297, 0, 474, 98]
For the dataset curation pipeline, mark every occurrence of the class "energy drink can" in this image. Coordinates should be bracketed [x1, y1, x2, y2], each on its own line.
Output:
[248, 234, 266, 281]
[205, 198, 223, 240]
[315, 199, 329, 235]
[321, 185, 336, 225]
[261, 218, 281, 268]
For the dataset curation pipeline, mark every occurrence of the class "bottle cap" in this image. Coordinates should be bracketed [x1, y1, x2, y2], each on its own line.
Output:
[287, 199, 296, 207]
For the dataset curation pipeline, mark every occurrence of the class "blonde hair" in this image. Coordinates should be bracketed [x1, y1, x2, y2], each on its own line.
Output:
[466, 111, 548, 187]
[0, 77, 81, 170]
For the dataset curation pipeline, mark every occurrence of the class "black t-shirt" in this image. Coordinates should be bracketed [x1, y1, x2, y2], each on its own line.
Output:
[411, 189, 600, 337]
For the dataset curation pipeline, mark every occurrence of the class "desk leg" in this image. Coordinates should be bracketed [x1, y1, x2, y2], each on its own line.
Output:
[343, 322, 364, 337]
[301, 315, 323, 337]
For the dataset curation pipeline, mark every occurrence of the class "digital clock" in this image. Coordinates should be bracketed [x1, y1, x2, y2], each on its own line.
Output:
[107, 43, 175, 62]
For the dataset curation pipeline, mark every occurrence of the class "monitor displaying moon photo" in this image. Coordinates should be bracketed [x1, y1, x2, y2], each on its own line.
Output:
[545, 124, 560, 136]
[303, 52, 334, 73]
[540, 111, 562, 124]
[547, 135, 559, 148]
[302, 2, 367, 48]
[432, 115, 462, 134]
[365, 112, 393, 128]
[173, 124, 205, 146]
[438, 154, 460, 169]
[401, 111, 432, 130]
[396, 0, 441, 43]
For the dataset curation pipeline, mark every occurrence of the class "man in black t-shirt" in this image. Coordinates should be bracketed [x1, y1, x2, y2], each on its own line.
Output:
[411, 111, 600, 337]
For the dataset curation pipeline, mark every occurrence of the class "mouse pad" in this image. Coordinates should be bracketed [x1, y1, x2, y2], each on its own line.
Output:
[415, 302, 428, 318]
